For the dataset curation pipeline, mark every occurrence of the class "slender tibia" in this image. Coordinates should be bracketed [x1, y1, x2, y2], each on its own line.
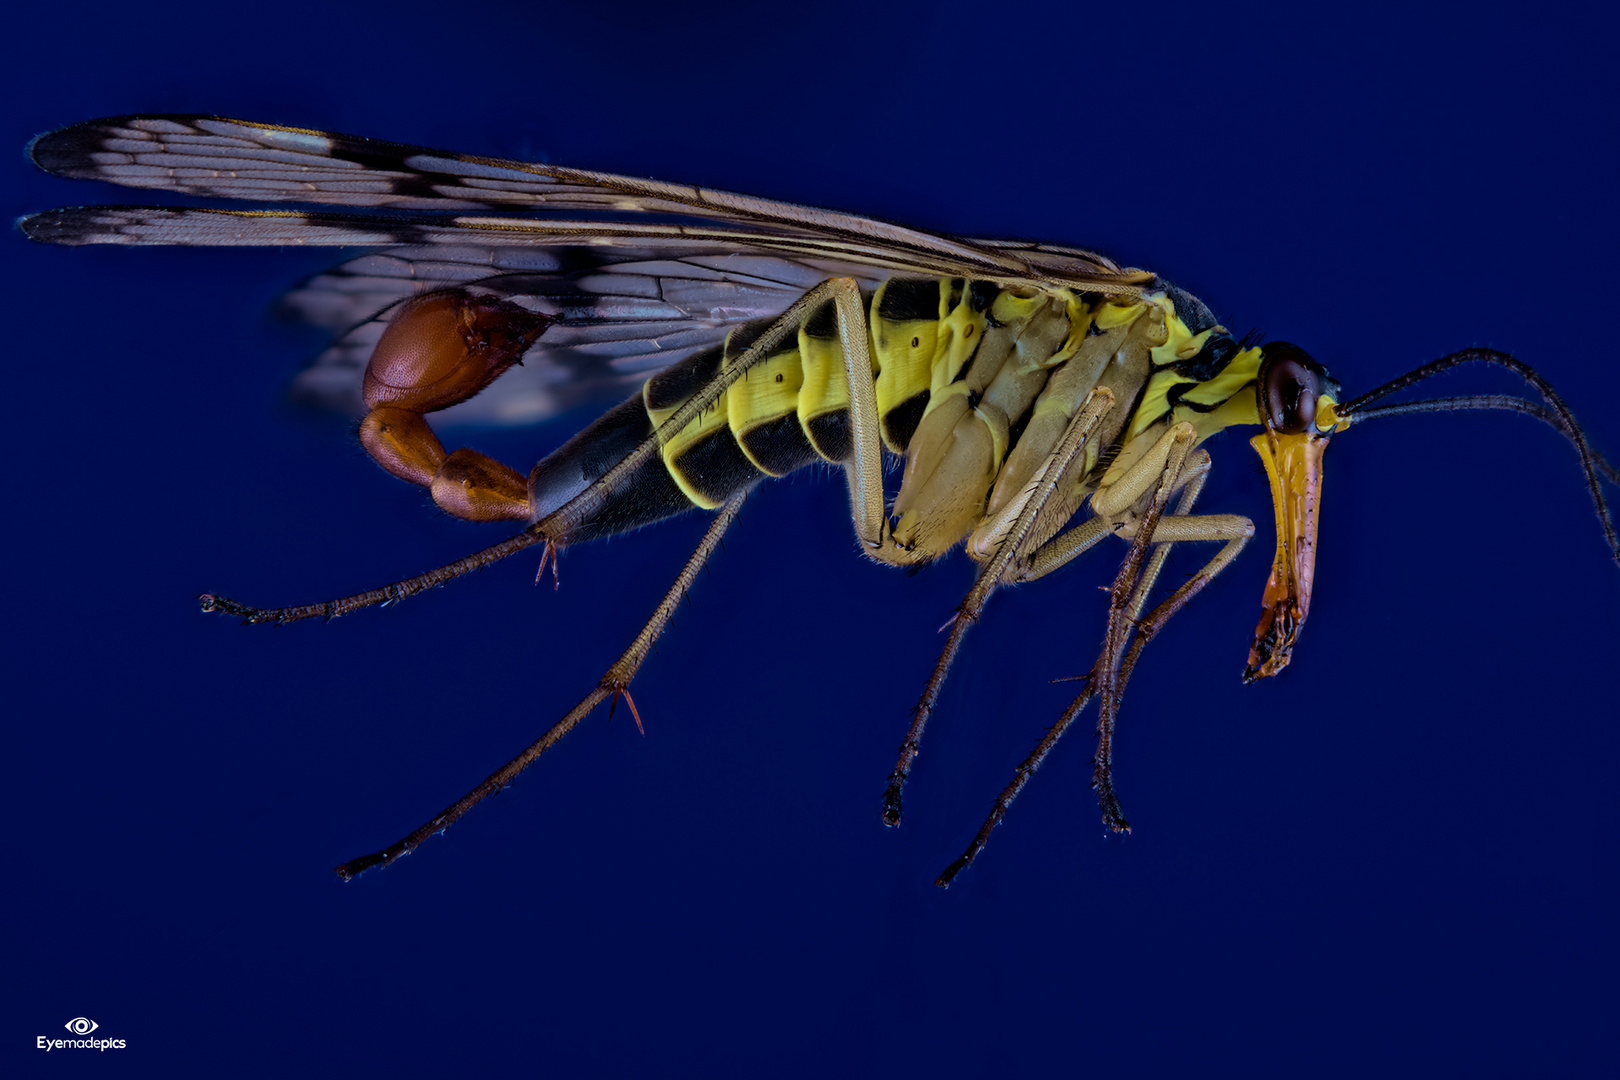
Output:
[1091, 519, 1251, 827]
[937, 442, 1253, 884]
[882, 388, 1116, 827]
[1086, 425, 1197, 829]
[1091, 476, 1179, 829]
[882, 598, 977, 827]
[825, 278, 887, 550]
[199, 525, 548, 624]
[935, 672, 1100, 887]
[334, 488, 750, 881]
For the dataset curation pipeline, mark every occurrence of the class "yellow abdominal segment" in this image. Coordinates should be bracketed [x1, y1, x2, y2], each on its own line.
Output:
[643, 278, 1267, 561]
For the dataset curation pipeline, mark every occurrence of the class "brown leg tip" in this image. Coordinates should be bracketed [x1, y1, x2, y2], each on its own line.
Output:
[333, 851, 389, 881]
[881, 779, 905, 827]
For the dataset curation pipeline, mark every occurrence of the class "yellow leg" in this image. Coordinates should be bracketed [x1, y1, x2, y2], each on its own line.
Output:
[882, 387, 1118, 826]
[937, 438, 1255, 886]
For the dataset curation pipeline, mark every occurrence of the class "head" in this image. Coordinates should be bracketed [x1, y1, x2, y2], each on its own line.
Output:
[1244, 342, 1343, 682]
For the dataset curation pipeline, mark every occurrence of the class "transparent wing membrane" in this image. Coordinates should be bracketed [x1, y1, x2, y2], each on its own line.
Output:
[19, 114, 1151, 424]
[26, 114, 1149, 288]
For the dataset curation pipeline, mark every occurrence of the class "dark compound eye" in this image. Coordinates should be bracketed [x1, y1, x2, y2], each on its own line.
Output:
[1257, 342, 1337, 435]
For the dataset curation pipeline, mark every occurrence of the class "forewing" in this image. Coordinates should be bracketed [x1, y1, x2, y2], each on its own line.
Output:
[25, 115, 1150, 290]
[19, 205, 1065, 280]
[22, 115, 1158, 426]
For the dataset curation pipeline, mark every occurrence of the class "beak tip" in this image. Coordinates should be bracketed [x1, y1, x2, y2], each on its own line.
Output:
[1245, 599, 1302, 683]
[1241, 653, 1292, 683]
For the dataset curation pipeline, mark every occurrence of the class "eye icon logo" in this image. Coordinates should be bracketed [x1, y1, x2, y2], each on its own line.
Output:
[38, 1016, 124, 1052]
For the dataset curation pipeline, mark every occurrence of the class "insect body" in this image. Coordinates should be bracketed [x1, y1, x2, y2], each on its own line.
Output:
[22, 116, 1618, 884]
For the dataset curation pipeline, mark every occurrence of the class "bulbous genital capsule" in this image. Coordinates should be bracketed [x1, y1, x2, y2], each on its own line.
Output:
[358, 290, 556, 522]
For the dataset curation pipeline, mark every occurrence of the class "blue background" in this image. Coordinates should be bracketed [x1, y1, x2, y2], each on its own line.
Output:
[4, 1, 1615, 1076]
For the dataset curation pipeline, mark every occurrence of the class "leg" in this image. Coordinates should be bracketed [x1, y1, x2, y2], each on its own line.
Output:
[881, 387, 1117, 826]
[200, 526, 550, 624]
[825, 278, 888, 552]
[936, 445, 1254, 886]
[1087, 426, 1201, 830]
[1008, 448, 1225, 586]
[333, 488, 751, 880]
